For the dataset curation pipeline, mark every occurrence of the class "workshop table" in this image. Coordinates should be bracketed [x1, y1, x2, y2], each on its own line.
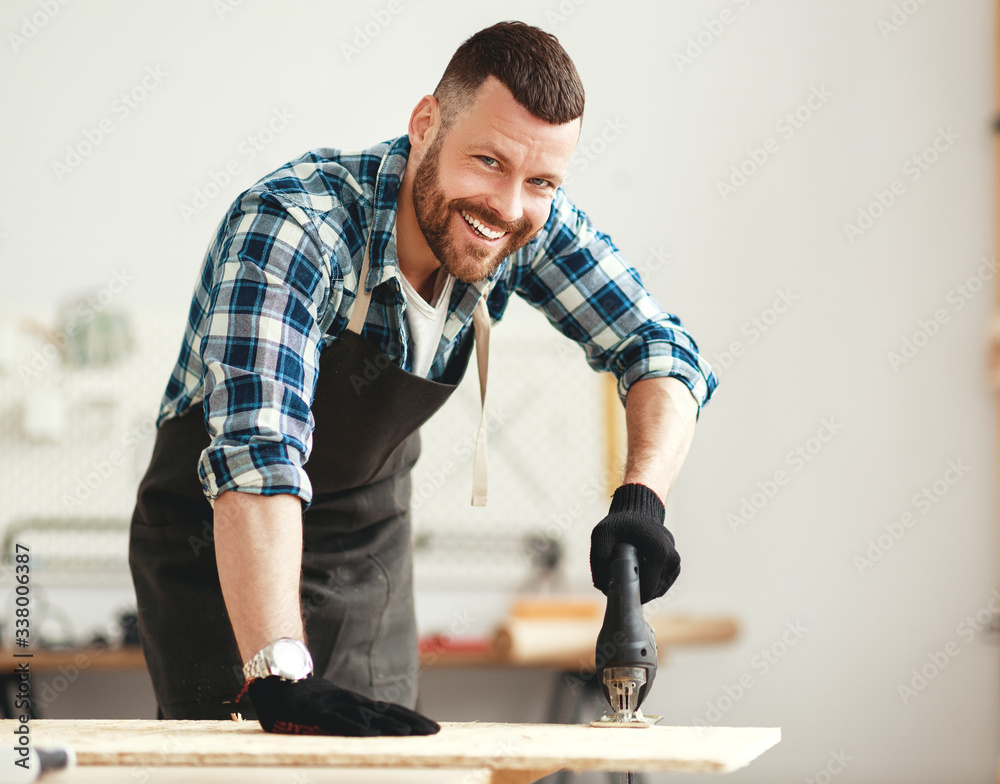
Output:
[14, 718, 781, 783]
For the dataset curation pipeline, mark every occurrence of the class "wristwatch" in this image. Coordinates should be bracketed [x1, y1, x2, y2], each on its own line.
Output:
[242, 638, 314, 683]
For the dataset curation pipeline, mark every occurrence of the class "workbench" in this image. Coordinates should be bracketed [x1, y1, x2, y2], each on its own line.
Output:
[0, 613, 739, 726]
[16, 719, 780, 783]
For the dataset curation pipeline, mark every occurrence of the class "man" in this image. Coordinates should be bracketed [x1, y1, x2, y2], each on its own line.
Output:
[129, 20, 717, 736]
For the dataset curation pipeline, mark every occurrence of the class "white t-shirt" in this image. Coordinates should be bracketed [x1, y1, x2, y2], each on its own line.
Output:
[398, 267, 456, 378]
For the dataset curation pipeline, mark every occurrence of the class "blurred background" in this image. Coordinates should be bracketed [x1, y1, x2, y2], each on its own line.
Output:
[1, 1, 997, 782]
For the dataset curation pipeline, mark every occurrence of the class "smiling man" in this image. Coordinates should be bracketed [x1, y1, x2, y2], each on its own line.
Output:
[129, 21, 717, 736]
[401, 73, 578, 293]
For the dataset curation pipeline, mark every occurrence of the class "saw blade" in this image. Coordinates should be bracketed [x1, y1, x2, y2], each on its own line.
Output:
[590, 712, 662, 729]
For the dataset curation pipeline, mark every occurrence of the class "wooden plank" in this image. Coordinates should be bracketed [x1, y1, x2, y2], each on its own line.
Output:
[43, 765, 488, 783]
[994, 2, 1000, 782]
[490, 770, 560, 784]
[603, 370, 625, 497]
[1, 647, 147, 672]
[21, 720, 780, 776]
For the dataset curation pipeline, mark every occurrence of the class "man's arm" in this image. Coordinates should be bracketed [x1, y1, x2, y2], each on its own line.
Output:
[621, 376, 699, 503]
[214, 491, 304, 662]
[213, 489, 439, 737]
[590, 376, 701, 604]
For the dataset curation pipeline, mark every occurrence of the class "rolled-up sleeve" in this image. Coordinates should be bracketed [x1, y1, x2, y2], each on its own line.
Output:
[514, 190, 718, 410]
[197, 189, 331, 505]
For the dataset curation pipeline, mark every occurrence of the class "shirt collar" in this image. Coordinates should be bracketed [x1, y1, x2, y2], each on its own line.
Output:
[364, 135, 502, 302]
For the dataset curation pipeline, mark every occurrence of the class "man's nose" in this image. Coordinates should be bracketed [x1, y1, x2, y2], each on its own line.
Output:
[485, 179, 524, 225]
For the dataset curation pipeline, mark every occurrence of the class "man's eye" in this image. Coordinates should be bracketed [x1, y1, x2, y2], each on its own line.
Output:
[530, 178, 552, 188]
[479, 156, 497, 167]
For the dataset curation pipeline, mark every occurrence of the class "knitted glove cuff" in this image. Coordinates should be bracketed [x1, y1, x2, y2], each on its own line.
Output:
[609, 483, 665, 521]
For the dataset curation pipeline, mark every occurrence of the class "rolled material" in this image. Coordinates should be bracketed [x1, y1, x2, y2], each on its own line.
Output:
[493, 617, 603, 667]
[493, 612, 740, 668]
[0, 745, 75, 783]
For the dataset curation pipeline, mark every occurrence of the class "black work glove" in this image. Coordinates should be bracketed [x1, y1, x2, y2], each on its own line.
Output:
[590, 483, 680, 604]
[247, 675, 440, 737]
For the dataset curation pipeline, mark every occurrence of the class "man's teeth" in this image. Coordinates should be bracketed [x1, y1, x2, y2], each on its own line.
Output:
[461, 210, 506, 240]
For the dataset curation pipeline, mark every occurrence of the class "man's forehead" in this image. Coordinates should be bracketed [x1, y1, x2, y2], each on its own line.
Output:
[446, 81, 580, 167]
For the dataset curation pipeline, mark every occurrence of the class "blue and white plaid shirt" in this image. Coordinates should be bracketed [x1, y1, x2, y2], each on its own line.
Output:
[159, 136, 718, 504]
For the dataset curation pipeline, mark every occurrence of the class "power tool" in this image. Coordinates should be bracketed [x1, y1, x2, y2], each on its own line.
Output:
[592, 542, 660, 728]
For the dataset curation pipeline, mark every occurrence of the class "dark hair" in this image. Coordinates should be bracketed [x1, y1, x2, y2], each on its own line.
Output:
[434, 21, 585, 127]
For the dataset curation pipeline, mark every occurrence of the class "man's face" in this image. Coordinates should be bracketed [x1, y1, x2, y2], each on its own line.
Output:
[411, 77, 580, 283]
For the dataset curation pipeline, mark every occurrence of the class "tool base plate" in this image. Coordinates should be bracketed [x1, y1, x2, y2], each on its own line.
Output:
[590, 714, 662, 729]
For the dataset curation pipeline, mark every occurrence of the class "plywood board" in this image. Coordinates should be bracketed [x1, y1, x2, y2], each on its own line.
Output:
[43, 765, 489, 783]
[20, 719, 779, 778]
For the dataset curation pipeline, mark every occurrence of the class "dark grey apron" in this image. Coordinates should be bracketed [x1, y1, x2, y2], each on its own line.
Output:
[129, 209, 479, 720]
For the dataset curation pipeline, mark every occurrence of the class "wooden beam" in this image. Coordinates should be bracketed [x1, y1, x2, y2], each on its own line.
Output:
[490, 769, 560, 784]
[40, 766, 486, 783]
[994, 2, 1000, 782]
[22, 719, 780, 778]
[603, 371, 625, 497]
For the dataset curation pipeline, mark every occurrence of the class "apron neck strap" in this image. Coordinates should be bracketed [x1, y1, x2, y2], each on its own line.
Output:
[345, 152, 492, 506]
[346, 152, 392, 335]
[470, 295, 490, 507]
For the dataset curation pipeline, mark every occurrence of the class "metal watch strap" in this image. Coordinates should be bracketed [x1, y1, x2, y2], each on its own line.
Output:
[242, 653, 270, 683]
[241, 638, 312, 683]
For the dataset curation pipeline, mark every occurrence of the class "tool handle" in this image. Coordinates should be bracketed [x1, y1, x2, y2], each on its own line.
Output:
[610, 542, 641, 603]
[596, 543, 657, 670]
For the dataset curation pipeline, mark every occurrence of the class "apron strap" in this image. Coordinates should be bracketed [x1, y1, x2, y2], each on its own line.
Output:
[344, 152, 491, 505]
[470, 296, 491, 507]
[346, 153, 391, 336]
[346, 221, 375, 334]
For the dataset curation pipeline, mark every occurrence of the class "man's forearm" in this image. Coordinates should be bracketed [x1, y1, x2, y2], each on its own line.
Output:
[214, 491, 305, 663]
[622, 376, 699, 502]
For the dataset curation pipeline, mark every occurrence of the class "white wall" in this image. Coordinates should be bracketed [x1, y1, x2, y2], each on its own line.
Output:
[2, 1, 997, 782]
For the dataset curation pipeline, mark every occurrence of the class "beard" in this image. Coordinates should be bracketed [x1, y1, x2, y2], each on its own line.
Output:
[411, 134, 535, 284]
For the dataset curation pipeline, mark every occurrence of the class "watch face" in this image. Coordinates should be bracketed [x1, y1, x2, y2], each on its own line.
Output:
[272, 640, 311, 678]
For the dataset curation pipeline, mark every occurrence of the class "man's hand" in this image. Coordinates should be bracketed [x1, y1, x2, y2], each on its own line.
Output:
[247, 676, 441, 736]
[590, 483, 680, 604]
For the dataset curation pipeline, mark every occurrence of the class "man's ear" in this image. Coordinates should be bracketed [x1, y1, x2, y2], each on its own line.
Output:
[408, 95, 441, 153]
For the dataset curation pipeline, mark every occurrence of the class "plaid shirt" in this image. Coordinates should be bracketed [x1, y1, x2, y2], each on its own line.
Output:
[160, 135, 718, 504]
